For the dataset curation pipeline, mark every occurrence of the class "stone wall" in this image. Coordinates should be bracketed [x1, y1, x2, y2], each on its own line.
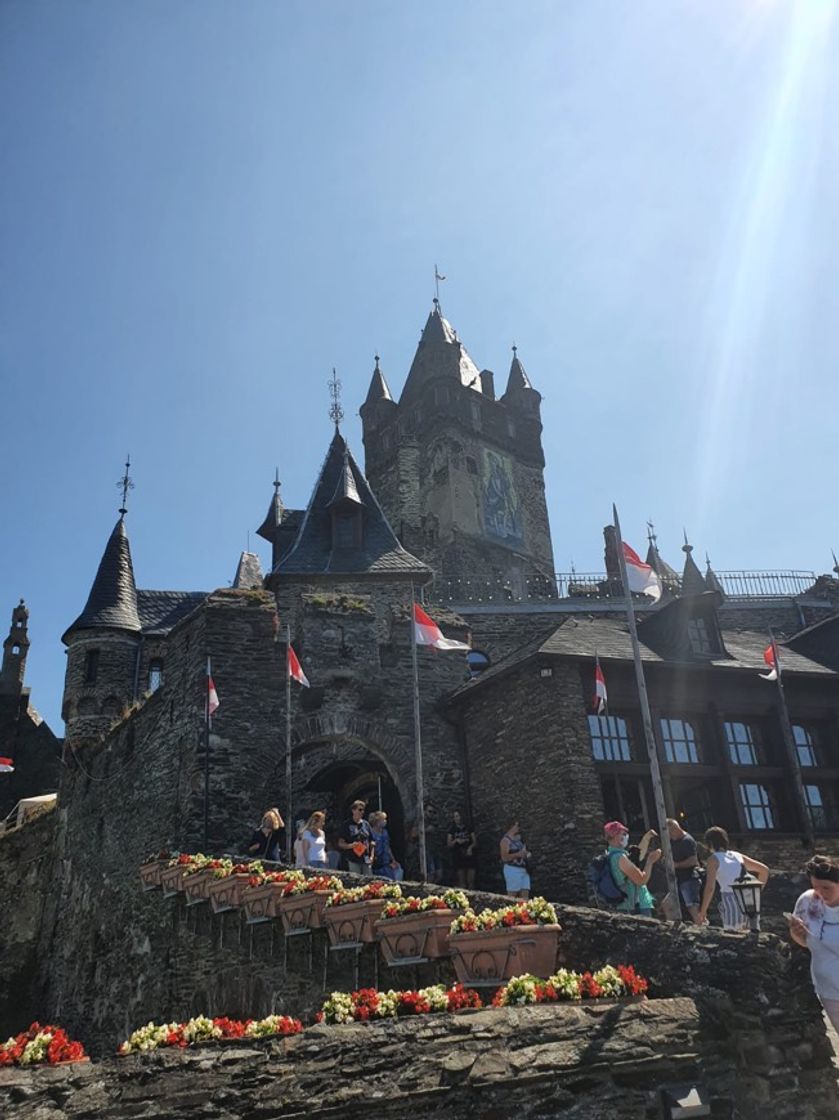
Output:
[0, 693, 61, 823]
[0, 1000, 739, 1120]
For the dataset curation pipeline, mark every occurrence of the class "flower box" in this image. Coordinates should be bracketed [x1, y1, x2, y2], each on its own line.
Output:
[277, 890, 333, 935]
[375, 908, 455, 965]
[160, 865, 190, 898]
[323, 898, 387, 947]
[139, 860, 168, 892]
[449, 924, 561, 986]
[208, 874, 252, 914]
[183, 869, 215, 907]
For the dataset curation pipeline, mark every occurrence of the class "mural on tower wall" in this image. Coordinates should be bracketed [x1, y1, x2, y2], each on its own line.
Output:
[481, 449, 523, 544]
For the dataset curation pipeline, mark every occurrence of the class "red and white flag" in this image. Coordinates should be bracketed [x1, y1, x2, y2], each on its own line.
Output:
[760, 641, 780, 682]
[0, 757, 14, 773]
[413, 603, 471, 651]
[288, 645, 310, 688]
[593, 657, 607, 715]
[622, 542, 662, 603]
[206, 659, 220, 718]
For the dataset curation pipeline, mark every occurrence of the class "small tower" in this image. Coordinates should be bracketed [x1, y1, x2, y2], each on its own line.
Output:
[680, 532, 707, 596]
[62, 464, 142, 743]
[0, 599, 30, 696]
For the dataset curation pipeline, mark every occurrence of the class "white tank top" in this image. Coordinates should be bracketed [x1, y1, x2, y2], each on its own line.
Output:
[303, 830, 326, 863]
[713, 850, 744, 892]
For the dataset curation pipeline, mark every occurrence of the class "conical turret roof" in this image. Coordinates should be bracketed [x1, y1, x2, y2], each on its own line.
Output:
[400, 301, 482, 405]
[257, 474, 284, 543]
[276, 430, 430, 577]
[63, 518, 141, 641]
[504, 348, 533, 393]
[680, 536, 707, 596]
[705, 556, 725, 596]
[363, 356, 394, 405]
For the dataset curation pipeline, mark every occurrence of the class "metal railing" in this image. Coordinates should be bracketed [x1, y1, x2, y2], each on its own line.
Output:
[427, 570, 824, 606]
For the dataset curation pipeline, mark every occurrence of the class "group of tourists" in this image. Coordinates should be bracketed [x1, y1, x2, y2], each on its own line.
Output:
[246, 801, 478, 883]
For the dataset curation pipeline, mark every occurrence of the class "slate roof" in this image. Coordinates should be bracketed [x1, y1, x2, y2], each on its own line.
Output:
[449, 614, 837, 701]
[275, 430, 430, 578]
[136, 590, 207, 635]
[63, 518, 141, 641]
[399, 304, 483, 405]
[363, 358, 394, 405]
[504, 351, 532, 394]
[256, 490, 284, 542]
[680, 544, 707, 596]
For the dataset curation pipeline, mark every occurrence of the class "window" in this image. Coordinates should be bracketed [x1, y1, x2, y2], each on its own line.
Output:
[793, 724, 819, 768]
[506, 418, 516, 438]
[470, 399, 482, 427]
[467, 650, 491, 677]
[465, 457, 478, 475]
[687, 617, 713, 655]
[660, 718, 701, 764]
[84, 649, 100, 685]
[11, 644, 21, 655]
[333, 513, 357, 549]
[588, 715, 632, 762]
[149, 660, 163, 693]
[724, 721, 760, 766]
[739, 783, 775, 830]
[804, 784, 839, 830]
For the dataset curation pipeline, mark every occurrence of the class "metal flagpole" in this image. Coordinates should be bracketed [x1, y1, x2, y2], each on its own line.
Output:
[285, 626, 293, 864]
[769, 630, 814, 847]
[203, 656, 211, 852]
[613, 505, 680, 920]
[409, 585, 429, 882]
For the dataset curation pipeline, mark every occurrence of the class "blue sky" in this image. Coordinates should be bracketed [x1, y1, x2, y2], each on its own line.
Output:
[2, 0, 838, 731]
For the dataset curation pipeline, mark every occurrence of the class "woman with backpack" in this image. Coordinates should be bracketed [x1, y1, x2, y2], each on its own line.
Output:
[603, 820, 661, 917]
[697, 826, 768, 931]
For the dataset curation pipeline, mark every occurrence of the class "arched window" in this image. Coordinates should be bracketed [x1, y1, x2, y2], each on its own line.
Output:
[149, 660, 164, 693]
[84, 649, 100, 685]
[467, 649, 491, 677]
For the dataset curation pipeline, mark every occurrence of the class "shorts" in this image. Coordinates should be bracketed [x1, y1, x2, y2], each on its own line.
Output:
[678, 877, 701, 908]
[346, 860, 373, 877]
[503, 864, 531, 893]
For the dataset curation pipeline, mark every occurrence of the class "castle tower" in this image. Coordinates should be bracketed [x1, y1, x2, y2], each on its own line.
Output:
[0, 599, 30, 696]
[61, 516, 142, 743]
[361, 303, 556, 597]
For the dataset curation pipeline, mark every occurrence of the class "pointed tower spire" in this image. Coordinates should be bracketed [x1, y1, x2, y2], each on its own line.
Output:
[329, 448, 363, 509]
[505, 344, 533, 393]
[232, 551, 264, 590]
[644, 521, 679, 582]
[705, 553, 725, 597]
[328, 368, 344, 430]
[680, 530, 706, 596]
[0, 599, 30, 695]
[63, 518, 141, 640]
[399, 301, 482, 404]
[364, 355, 394, 406]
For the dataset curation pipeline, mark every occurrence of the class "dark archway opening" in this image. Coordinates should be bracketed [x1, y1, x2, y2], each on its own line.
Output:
[300, 757, 406, 869]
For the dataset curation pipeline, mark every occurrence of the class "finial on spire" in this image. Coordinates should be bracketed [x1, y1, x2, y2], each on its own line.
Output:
[117, 455, 134, 517]
[647, 519, 657, 547]
[328, 368, 344, 429]
[434, 264, 446, 304]
[273, 467, 281, 494]
[374, 354, 380, 371]
[512, 343, 518, 357]
[832, 549, 839, 577]
[682, 528, 692, 553]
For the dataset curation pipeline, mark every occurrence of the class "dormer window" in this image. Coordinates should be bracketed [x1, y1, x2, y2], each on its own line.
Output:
[332, 511, 360, 549]
[687, 617, 713, 656]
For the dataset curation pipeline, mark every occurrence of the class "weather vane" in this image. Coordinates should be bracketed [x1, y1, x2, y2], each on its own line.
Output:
[117, 455, 134, 516]
[434, 264, 446, 303]
[328, 368, 344, 429]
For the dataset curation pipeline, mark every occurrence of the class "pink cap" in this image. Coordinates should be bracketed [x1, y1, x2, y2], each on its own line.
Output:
[604, 820, 629, 838]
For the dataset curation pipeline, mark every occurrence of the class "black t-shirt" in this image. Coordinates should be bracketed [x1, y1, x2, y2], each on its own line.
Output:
[670, 833, 698, 883]
[248, 828, 284, 862]
[448, 822, 474, 865]
[340, 818, 372, 857]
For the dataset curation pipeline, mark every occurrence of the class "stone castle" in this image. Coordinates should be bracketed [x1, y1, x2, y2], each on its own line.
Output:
[3, 299, 839, 1116]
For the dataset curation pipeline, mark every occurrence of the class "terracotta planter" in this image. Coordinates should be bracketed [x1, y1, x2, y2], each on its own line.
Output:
[160, 865, 190, 898]
[277, 890, 332, 935]
[375, 909, 455, 965]
[241, 882, 287, 924]
[139, 860, 167, 891]
[183, 869, 215, 906]
[208, 874, 251, 914]
[323, 898, 386, 947]
[449, 924, 561, 986]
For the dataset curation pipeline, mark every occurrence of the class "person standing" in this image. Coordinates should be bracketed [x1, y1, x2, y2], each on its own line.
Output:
[788, 855, 839, 1034]
[500, 819, 531, 899]
[697, 826, 768, 931]
[667, 818, 703, 924]
[369, 810, 403, 881]
[338, 800, 374, 876]
[301, 811, 328, 868]
[447, 810, 477, 889]
[603, 821, 661, 917]
[247, 809, 284, 862]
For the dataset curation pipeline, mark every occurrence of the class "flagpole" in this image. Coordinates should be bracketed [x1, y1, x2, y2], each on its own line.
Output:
[410, 585, 429, 882]
[285, 626, 293, 864]
[770, 630, 814, 847]
[613, 505, 680, 920]
[203, 656, 211, 852]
